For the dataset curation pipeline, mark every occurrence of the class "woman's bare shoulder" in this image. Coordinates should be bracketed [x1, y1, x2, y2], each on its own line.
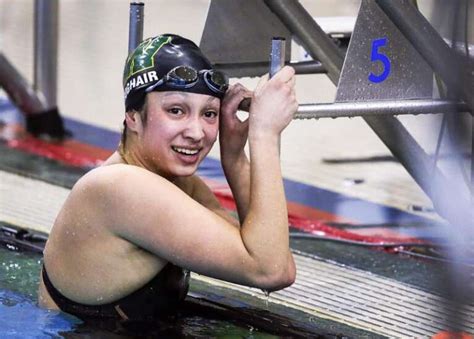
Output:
[76, 164, 161, 190]
[63, 164, 172, 230]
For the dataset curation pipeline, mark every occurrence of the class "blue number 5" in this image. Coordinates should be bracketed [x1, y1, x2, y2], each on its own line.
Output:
[368, 38, 391, 83]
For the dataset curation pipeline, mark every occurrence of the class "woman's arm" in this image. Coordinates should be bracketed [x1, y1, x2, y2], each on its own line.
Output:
[219, 84, 252, 223]
[222, 152, 251, 225]
[241, 66, 298, 288]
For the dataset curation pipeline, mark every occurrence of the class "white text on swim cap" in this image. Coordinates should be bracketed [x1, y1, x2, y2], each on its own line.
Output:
[124, 71, 159, 98]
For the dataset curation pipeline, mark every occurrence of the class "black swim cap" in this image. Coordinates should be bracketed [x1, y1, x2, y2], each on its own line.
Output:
[123, 34, 224, 112]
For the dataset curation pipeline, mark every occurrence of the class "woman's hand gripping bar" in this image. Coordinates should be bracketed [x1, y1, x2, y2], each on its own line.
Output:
[238, 37, 286, 111]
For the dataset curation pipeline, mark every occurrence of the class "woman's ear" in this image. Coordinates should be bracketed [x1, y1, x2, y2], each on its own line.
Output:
[125, 110, 143, 133]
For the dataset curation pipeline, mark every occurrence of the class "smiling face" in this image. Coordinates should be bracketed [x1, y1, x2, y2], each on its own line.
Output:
[130, 91, 220, 180]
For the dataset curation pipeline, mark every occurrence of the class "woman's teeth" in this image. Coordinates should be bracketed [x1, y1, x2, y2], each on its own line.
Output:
[172, 146, 199, 155]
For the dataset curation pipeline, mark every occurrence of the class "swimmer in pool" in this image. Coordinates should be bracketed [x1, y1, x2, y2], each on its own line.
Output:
[38, 34, 297, 321]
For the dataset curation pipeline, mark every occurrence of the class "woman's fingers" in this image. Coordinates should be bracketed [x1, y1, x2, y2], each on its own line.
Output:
[286, 75, 296, 88]
[254, 73, 269, 94]
[247, 65, 298, 136]
[271, 66, 295, 83]
[222, 84, 253, 123]
[223, 84, 251, 106]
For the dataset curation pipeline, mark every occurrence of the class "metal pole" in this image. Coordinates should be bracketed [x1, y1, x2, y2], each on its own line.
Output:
[269, 37, 286, 78]
[295, 100, 470, 119]
[375, 0, 474, 113]
[0, 53, 46, 114]
[270, 37, 286, 153]
[128, 2, 144, 54]
[34, 0, 59, 110]
[215, 60, 325, 77]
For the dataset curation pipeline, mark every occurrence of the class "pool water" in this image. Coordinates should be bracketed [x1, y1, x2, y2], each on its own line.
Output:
[0, 247, 279, 338]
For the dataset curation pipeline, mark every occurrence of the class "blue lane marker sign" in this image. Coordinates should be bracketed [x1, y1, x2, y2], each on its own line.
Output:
[368, 37, 391, 83]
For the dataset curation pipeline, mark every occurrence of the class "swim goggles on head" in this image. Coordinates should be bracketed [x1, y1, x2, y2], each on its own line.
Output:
[145, 65, 229, 95]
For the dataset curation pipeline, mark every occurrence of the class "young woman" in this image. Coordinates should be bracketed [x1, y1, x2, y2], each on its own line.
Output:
[38, 34, 298, 321]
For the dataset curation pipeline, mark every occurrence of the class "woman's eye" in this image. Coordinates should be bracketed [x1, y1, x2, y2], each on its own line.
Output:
[204, 111, 218, 119]
[169, 107, 184, 115]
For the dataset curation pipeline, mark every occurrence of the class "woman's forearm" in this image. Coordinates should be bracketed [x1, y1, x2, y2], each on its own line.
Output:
[240, 131, 292, 283]
[222, 153, 251, 224]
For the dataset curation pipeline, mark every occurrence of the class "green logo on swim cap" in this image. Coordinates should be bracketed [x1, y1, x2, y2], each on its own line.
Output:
[123, 35, 172, 86]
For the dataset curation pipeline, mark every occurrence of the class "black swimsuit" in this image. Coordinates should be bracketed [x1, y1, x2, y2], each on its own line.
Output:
[42, 264, 190, 321]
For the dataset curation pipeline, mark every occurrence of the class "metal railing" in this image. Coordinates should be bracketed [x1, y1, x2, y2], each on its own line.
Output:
[0, 0, 66, 139]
